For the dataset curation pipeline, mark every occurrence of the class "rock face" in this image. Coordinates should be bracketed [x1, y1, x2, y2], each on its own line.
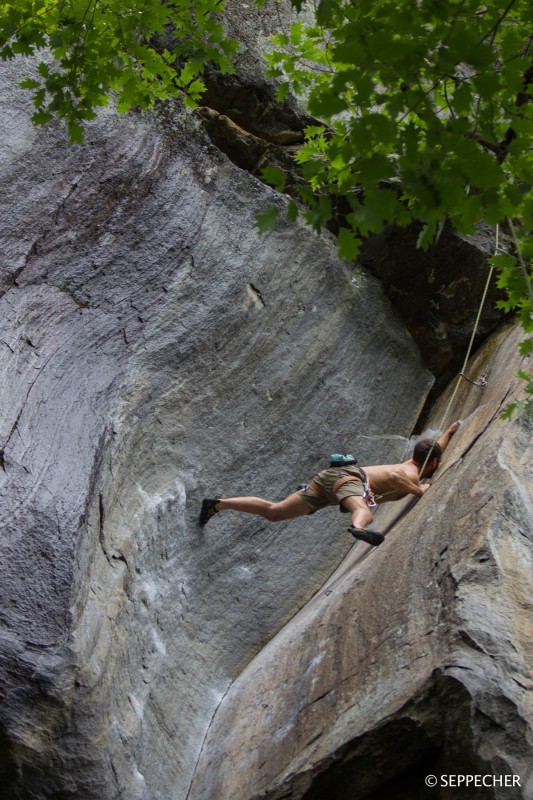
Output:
[1, 6, 531, 800]
[201, 0, 316, 144]
[0, 54, 432, 800]
[188, 324, 533, 800]
[358, 223, 507, 393]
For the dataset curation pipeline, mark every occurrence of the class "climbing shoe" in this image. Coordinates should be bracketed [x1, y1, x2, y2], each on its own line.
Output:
[199, 498, 221, 525]
[349, 526, 385, 547]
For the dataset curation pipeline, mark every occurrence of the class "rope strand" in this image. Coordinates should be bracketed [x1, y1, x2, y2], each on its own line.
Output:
[418, 224, 499, 478]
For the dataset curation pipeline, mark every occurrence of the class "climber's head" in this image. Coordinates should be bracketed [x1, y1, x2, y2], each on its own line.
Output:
[413, 438, 442, 477]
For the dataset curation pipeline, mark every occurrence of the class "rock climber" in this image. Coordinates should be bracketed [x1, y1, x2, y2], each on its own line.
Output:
[199, 421, 461, 547]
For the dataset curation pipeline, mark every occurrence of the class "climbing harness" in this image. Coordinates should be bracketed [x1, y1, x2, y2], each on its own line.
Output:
[418, 223, 501, 479]
[332, 470, 377, 510]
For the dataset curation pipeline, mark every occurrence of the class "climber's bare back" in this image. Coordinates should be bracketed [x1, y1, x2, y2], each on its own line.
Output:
[363, 461, 431, 502]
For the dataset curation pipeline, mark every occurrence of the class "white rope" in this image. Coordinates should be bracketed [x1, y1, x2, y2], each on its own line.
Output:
[418, 223, 500, 478]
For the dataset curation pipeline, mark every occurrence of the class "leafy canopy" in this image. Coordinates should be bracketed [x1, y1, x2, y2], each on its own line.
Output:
[1, 0, 532, 414]
[262, 0, 533, 416]
[0, 0, 237, 143]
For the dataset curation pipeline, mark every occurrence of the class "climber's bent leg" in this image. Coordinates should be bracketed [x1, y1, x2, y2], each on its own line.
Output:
[340, 495, 374, 529]
[340, 496, 384, 546]
[217, 492, 313, 522]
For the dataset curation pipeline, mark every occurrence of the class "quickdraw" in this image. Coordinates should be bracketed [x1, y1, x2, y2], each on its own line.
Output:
[460, 372, 488, 389]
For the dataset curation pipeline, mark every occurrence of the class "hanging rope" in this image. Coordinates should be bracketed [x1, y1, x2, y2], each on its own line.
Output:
[417, 223, 501, 479]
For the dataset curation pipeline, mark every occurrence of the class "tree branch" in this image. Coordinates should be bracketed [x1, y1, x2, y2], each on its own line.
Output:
[479, 0, 518, 45]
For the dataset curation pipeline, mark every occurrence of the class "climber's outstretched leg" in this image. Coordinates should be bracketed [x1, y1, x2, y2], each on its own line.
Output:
[341, 495, 385, 547]
[200, 492, 312, 525]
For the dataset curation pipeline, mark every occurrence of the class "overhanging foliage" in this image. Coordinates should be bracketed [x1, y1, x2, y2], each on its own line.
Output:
[1, 0, 532, 415]
[0, 0, 237, 143]
[261, 0, 533, 416]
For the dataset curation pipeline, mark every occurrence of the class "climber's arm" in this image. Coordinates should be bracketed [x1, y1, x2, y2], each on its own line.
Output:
[387, 467, 430, 497]
[436, 420, 461, 453]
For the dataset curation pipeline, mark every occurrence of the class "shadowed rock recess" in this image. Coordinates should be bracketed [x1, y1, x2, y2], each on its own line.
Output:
[0, 6, 532, 800]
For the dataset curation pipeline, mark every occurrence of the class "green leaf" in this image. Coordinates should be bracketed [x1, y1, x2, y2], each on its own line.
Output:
[308, 90, 347, 119]
[290, 21, 304, 46]
[358, 153, 393, 184]
[416, 222, 437, 251]
[31, 109, 53, 127]
[489, 253, 517, 269]
[255, 206, 279, 234]
[261, 166, 286, 192]
[4, 0, 241, 142]
[68, 120, 84, 144]
[19, 78, 40, 89]
[316, 0, 339, 25]
[304, 125, 327, 139]
[287, 200, 299, 222]
[276, 82, 290, 102]
[451, 82, 473, 115]
[337, 227, 361, 261]
[473, 72, 501, 99]
[500, 402, 517, 421]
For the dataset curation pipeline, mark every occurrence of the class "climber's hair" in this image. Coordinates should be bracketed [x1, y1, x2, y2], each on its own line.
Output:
[413, 438, 442, 466]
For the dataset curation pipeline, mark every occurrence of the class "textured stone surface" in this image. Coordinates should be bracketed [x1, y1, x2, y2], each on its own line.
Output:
[195, 4, 509, 397]
[188, 324, 533, 800]
[358, 223, 507, 390]
[0, 51, 432, 800]
[2, 4, 531, 798]
[201, 0, 316, 142]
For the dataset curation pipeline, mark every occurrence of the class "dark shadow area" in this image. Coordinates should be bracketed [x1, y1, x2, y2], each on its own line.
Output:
[299, 672, 498, 800]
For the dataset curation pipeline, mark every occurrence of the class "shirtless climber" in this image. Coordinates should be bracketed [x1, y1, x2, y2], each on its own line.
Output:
[199, 421, 461, 547]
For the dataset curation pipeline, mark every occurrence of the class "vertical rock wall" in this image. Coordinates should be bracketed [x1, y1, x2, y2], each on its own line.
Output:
[0, 55, 433, 799]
